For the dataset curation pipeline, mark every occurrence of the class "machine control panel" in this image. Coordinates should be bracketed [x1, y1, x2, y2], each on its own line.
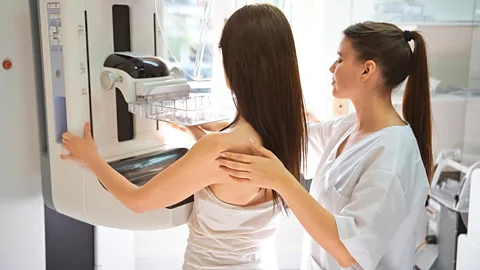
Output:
[47, 2, 67, 143]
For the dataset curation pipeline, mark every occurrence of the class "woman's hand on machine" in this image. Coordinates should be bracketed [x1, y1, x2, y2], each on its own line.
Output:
[216, 139, 296, 192]
[167, 123, 207, 141]
[60, 122, 99, 166]
[167, 121, 230, 141]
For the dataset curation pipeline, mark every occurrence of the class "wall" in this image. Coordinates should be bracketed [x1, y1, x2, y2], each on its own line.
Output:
[464, 2, 480, 156]
[468, 1, 480, 89]
[292, 0, 354, 120]
[0, 0, 46, 270]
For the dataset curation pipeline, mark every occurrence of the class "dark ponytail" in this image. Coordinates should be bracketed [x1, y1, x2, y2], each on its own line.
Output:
[344, 22, 433, 183]
[402, 32, 433, 182]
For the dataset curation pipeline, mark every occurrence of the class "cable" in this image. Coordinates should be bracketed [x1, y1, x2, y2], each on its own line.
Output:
[415, 241, 427, 253]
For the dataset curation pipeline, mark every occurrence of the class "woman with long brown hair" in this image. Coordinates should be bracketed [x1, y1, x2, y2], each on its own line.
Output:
[218, 21, 433, 269]
[59, 4, 307, 270]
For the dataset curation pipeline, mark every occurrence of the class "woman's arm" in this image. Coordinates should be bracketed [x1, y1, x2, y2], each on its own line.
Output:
[275, 175, 357, 267]
[217, 140, 410, 269]
[216, 140, 356, 267]
[61, 123, 222, 213]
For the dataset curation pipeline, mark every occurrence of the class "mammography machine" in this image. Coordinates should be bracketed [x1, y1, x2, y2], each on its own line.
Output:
[39, 0, 234, 230]
[415, 149, 480, 269]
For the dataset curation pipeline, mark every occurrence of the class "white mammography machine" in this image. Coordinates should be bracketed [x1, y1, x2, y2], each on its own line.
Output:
[38, 0, 233, 230]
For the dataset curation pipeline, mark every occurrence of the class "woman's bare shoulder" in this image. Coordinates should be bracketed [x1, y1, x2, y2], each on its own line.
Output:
[195, 128, 260, 156]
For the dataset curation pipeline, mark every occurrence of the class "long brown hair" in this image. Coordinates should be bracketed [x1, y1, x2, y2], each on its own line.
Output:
[219, 4, 308, 211]
[343, 22, 433, 183]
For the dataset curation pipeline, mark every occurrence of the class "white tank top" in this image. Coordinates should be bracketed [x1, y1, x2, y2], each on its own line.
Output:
[183, 187, 282, 270]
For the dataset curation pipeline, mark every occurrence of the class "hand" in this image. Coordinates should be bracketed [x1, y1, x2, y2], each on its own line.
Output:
[216, 139, 296, 191]
[167, 122, 192, 133]
[60, 122, 100, 166]
[196, 121, 230, 132]
[167, 123, 207, 141]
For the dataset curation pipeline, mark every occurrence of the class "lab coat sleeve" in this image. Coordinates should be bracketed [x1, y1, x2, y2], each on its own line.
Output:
[334, 169, 407, 270]
[303, 121, 335, 179]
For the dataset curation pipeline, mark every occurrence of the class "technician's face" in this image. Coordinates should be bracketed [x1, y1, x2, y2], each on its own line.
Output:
[329, 37, 364, 100]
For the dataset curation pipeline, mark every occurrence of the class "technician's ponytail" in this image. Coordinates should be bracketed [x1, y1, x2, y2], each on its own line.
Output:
[402, 31, 434, 183]
[344, 22, 434, 184]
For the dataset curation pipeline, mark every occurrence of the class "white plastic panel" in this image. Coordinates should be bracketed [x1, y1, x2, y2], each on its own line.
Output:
[457, 235, 480, 270]
[39, 0, 90, 221]
[84, 0, 167, 159]
[468, 169, 480, 243]
[38, 0, 193, 231]
[85, 164, 192, 230]
[455, 164, 480, 269]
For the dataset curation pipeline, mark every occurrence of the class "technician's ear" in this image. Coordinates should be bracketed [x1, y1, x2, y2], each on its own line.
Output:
[361, 60, 376, 81]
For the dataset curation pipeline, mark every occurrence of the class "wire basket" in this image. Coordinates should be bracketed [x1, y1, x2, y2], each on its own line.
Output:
[128, 94, 235, 126]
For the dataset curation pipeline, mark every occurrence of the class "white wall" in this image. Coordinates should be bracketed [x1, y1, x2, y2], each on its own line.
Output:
[292, 0, 353, 120]
[0, 0, 46, 270]
[464, 13, 480, 156]
[468, 12, 480, 89]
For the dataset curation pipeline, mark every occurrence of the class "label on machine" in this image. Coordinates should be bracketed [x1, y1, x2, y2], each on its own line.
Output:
[47, 2, 67, 143]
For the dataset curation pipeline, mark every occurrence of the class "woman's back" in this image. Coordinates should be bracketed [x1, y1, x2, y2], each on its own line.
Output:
[183, 187, 281, 270]
[209, 122, 274, 206]
[181, 3, 307, 269]
[183, 123, 281, 270]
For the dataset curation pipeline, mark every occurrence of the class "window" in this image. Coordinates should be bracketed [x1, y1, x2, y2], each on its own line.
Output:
[157, 0, 293, 88]
[160, 0, 214, 82]
[156, 0, 334, 119]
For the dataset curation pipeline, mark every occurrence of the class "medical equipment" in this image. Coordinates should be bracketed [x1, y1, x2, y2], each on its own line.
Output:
[456, 168, 480, 269]
[39, 0, 234, 231]
[415, 149, 480, 270]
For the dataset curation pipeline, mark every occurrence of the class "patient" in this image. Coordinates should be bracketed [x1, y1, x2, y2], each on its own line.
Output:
[60, 4, 307, 269]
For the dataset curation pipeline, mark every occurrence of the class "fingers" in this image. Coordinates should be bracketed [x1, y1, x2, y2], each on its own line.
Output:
[249, 139, 276, 159]
[60, 153, 82, 164]
[167, 123, 186, 131]
[60, 153, 74, 160]
[229, 175, 251, 185]
[219, 152, 253, 164]
[62, 143, 71, 152]
[62, 137, 71, 146]
[62, 130, 84, 141]
[216, 158, 250, 171]
[62, 132, 74, 141]
[219, 166, 251, 179]
[84, 122, 92, 139]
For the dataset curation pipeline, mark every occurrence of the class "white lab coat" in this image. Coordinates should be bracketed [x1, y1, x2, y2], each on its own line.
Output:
[301, 113, 429, 270]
